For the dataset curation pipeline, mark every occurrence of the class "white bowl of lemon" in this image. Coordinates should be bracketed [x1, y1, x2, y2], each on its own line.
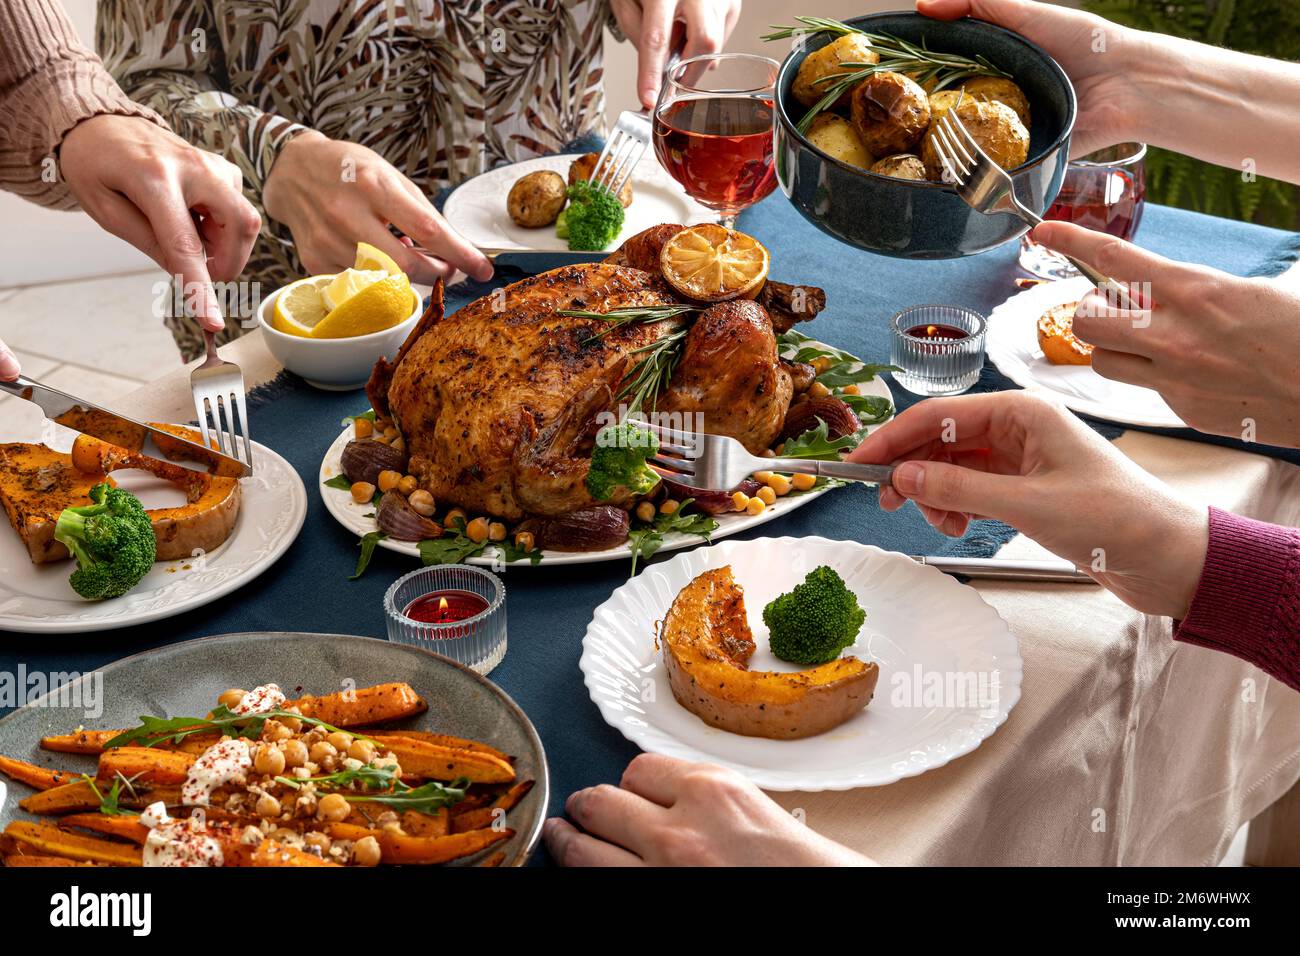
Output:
[258, 243, 422, 390]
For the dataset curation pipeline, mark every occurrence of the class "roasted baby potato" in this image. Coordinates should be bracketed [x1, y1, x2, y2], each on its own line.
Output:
[793, 33, 879, 107]
[927, 89, 967, 124]
[921, 98, 1029, 180]
[804, 113, 873, 168]
[1037, 301, 1094, 365]
[960, 76, 1031, 128]
[506, 170, 567, 227]
[568, 152, 633, 208]
[850, 70, 931, 157]
[870, 153, 927, 180]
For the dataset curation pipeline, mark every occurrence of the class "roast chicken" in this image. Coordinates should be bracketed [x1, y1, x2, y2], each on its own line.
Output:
[368, 224, 825, 523]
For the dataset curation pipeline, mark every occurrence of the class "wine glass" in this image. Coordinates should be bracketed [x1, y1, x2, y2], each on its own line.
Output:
[652, 53, 780, 229]
[1019, 142, 1148, 279]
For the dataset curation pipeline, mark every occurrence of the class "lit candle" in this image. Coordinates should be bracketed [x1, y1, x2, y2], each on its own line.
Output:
[403, 590, 489, 625]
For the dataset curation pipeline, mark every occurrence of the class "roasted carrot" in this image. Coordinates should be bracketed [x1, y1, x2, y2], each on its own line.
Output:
[21, 780, 181, 815]
[452, 780, 535, 833]
[4, 853, 105, 867]
[379, 736, 515, 784]
[97, 747, 195, 785]
[0, 754, 81, 790]
[402, 807, 450, 838]
[4, 821, 142, 866]
[42, 729, 219, 755]
[368, 730, 512, 764]
[60, 813, 150, 845]
[290, 682, 427, 727]
[326, 821, 513, 865]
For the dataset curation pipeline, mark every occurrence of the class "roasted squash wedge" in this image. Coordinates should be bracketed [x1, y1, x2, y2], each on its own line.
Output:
[659, 566, 879, 739]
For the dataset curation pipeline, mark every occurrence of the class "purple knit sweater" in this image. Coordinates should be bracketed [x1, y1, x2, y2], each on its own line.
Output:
[1175, 507, 1300, 691]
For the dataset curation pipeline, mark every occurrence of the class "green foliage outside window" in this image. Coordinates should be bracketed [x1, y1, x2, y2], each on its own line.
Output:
[1083, 0, 1299, 228]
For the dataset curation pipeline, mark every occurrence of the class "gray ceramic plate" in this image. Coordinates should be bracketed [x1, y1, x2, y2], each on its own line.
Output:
[0, 632, 548, 867]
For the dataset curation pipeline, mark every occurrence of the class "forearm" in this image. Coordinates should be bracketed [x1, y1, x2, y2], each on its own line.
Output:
[1124, 31, 1300, 185]
[1175, 507, 1300, 692]
[0, 0, 165, 209]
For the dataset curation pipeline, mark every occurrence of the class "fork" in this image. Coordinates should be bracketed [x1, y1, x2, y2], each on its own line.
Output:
[642, 421, 893, 492]
[587, 51, 682, 202]
[931, 109, 1139, 310]
[190, 329, 254, 470]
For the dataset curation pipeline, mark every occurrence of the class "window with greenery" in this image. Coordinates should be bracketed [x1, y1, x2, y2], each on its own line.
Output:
[1083, 0, 1299, 228]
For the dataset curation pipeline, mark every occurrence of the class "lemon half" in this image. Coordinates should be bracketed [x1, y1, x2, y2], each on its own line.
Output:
[311, 273, 415, 339]
[354, 242, 403, 276]
[659, 224, 770, 302]
[272, 275, 333, 337]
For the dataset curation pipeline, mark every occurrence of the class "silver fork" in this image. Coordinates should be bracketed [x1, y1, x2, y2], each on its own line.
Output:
[642, 421, 893, 492]
[190, 329, 253, 470]
[932, 109, 1138, 310]
[588, 51, 681, 201]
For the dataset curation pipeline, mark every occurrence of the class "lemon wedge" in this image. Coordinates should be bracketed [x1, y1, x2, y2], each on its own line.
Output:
[354, 241, 403, 276]
[272, 275, 334, 337]
[322, 268, 389, 312]
[311, 273, 415, 339]
[659, 224, 770, 302]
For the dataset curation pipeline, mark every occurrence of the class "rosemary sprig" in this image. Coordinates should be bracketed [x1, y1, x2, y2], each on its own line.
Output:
[763, 16, 1011, 133]
[561, 304, 700, 345]
[561, 303, 700, 411]
[103, 705, 375, 750]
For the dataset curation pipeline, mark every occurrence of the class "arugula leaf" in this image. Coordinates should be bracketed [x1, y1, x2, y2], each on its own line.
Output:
[498, 538, 543, 565]
[276, 764, 401, 792]
[627, 527, 666, 576]
[419, 534, 488, 566]
[323, 474, 351, 491]
[780, 419, 859, 460]
[816, 361, 901, 388]
[346, 777, 470, 813]
[104, 706, 373, 750]
[351, 531, 387, 580]
[628, 500, 718, 575]
[341, 409, 377, 426]
[840, 393, 894, 425]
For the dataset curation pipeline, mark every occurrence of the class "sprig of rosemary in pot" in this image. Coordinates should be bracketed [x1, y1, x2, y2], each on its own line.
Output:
[763, 16, 1012, 133]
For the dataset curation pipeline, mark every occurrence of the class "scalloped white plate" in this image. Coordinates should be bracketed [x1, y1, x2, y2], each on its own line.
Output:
[985, 275, 1184, 428]
[0, 422, 307, 633]
[579, 536, 1022, 791]
[443, 153, 715, 254]
[318, 341, 893, 568]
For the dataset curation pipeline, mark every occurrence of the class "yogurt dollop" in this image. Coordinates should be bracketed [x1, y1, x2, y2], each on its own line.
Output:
[181, 738, 252, 807]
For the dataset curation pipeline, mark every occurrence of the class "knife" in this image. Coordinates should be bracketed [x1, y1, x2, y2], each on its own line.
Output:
[910, 555, 1096, 583]
[0, 375, 252, 478]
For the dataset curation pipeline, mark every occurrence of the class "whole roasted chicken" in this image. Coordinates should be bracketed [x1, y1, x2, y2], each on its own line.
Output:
[368, 224, 825, 528]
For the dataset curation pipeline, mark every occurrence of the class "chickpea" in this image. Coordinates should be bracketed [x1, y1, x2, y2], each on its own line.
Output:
[283, 739, 309, 769]
[372, 433, 391, 445]
[391, 436, 406, 453]
[383, 426, 398, 441]
[809, 381, 831, 399]
[377, 470, 402, 493]
[659, 499, 680, 516]
[263, 719, 293, 742]
[254, 745, 286, 776]
[843, 384, 861, 396]
[349, 739, 376, 764]
[466, 517, 490, 543]
[308, 741, 337, 766]
[353, 835, 382, 867]
[444, 507, 467, 529]
[751, 471, 774, 485]
[354, 417, 374, 439]
[408, 490, 436, 516]
[746, 496, 767, 516]
[762, 448, 777, 458]
[350, 481, 376, 503]
[279, 710, 303, 733]
[326, 731, 354, 752]
[304, 831, 332, 853]
[757, 486, 777, 506]
[488, 521, 507, 542]
[217, 688, 245, 709]
[768, 474, 793, 496]
[731, 491, 750, 512]
[375, 416, 393, 432]
[812, 356, 833, 374]
[397, 475, 418, 496]
[791, 472, 818, 492]
[255, 793, 281, 817]
[635, 501, 656, 523]
[514, 531, 535, 552]
[318, 793, 351, 823]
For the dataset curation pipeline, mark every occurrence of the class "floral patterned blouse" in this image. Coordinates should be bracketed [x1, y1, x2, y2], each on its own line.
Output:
[97, 0, 614, 358]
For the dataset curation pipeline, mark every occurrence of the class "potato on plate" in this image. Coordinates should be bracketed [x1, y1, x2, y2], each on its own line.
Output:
[506, 170, 567, 227]
[792, 33, 879, 107]
[805, 113, 873, 168]
[850, 70, 931, 157]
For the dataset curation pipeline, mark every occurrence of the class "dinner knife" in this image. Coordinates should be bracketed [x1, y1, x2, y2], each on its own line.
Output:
[0, 375, 252, 478]
[910, 555, 1096, 583]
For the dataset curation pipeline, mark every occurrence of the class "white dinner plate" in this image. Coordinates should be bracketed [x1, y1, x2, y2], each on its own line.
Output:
[579, 536, 1022, 791]
[319, 340, 893, 568]
[443, 153, 715, 255]
[0, 421, 307, 633]
[985, 275, 1185, 428]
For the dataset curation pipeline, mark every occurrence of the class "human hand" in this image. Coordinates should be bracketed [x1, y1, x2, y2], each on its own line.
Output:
[262, 132, 494, 285]
[849, 391, 1209, 618]
[545, 753, 874, 866]
[59, 114, 261, 332]
[611, 0, 743, 109]
[1032, 220, 1300, 448]
[0, 339, 18, 381]
[916, 0, 1152, 157]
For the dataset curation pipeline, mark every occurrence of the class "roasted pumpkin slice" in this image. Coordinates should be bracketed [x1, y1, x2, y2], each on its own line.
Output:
[659, 566, 878, 739]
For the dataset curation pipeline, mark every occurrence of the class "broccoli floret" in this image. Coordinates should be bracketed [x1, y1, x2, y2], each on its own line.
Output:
[762, 566, 866, 665]
[560, 181, 624, 251]
[53, 483, 156, 601]
[586, 422, 661, 501]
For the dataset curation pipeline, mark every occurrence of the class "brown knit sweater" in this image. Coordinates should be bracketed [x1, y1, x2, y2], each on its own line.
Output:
[0, 0, 164, 209]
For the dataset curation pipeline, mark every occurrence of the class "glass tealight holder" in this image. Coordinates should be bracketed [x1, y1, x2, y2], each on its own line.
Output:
[384, 565, 507, 675]
[889, 305, 988, 397]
